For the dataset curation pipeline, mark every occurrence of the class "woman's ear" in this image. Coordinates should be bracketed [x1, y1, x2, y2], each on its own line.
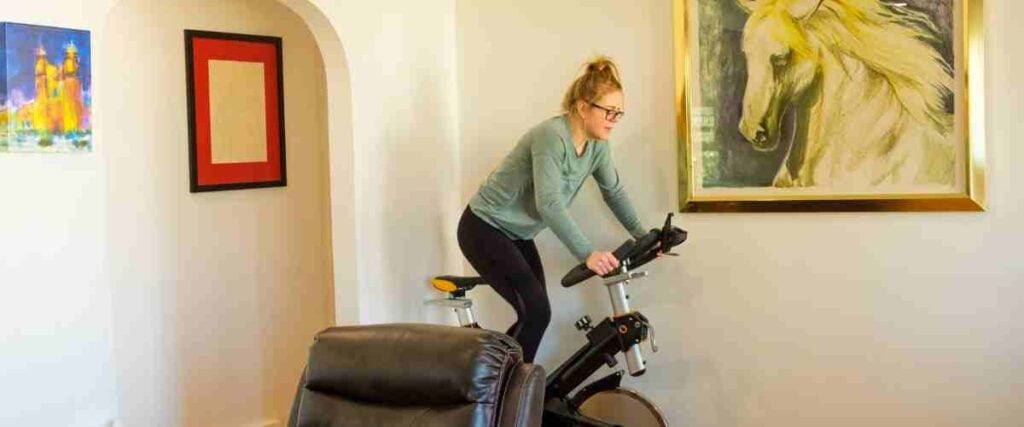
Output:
[575, 99, 588, 118]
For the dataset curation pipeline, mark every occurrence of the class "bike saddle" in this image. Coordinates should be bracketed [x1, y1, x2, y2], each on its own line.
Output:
[431, 275, 487, 293]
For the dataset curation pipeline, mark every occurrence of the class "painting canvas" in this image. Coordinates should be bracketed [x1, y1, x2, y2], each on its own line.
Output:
[674, 0, 985, 211]
[185, 30, 286, 192]
[0, 23, 92, 153]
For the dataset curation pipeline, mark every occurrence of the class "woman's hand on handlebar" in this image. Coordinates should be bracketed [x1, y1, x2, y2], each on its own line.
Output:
[586, 251, 620, 276]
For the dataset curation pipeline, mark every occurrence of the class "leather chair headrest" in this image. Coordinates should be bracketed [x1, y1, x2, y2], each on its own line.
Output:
[304, 323, 523, 406]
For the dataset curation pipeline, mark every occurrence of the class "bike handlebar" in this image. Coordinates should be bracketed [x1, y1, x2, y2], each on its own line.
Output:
[561, 214, 688, 288]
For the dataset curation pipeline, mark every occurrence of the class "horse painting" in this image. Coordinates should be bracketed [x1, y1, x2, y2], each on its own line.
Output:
[734, 0, 955, 188]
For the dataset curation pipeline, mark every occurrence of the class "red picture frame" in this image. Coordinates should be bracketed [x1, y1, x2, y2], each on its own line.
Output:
[185, 30, 286, 192]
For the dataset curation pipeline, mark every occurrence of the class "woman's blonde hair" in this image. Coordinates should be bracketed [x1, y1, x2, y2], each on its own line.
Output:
[561, 56, 623, 115]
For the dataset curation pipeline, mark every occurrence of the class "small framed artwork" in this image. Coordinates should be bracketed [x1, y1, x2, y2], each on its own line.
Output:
[1, 22, 92, 153]
[185, 30, 286, 192]
[673, 0, 985, 212]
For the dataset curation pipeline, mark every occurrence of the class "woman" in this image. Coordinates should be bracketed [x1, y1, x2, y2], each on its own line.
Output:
[457, 57, 648, 363]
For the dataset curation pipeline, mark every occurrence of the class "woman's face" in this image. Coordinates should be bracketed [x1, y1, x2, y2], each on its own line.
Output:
[578, 90, 624, 141]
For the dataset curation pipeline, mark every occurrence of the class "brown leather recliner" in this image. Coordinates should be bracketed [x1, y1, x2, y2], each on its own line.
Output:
[288, 323, 546, 427]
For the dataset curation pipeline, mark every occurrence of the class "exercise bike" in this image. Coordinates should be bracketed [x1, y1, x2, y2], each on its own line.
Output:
[428, 213, 688, 427]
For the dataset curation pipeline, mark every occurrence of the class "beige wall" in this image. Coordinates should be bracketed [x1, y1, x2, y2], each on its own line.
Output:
[457, 0, 1024, 426]
[3, 0, 1021, 425]
[101, 0, 333, 425]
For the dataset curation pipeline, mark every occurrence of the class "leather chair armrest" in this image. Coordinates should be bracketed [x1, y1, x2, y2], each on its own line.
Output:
[498, 363, 546, 427]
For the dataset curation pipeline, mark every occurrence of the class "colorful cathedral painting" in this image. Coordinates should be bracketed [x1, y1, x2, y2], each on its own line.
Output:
[0, 23, 92, 153]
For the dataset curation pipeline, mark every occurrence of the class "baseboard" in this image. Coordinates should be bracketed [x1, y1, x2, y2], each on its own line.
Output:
[104, 417, 280, 426]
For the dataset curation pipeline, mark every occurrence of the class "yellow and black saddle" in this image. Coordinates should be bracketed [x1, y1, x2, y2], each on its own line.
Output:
[431, 275, 487, 297]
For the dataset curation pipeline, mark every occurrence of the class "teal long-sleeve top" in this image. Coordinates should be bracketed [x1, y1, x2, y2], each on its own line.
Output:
[468, 115, 647, 262]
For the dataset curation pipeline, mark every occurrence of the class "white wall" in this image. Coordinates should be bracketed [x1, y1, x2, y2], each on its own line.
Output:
[313, 0, 463, 325]
[457, 0, 1024, 426]
[0, 2, 120, 426]
[100, 0, 334, 425]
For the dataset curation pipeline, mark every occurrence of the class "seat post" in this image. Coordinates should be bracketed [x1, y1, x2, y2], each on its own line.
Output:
[428, 276, 486, 328]
[426, 297, 479, 328]
[454, 300, 477, 328]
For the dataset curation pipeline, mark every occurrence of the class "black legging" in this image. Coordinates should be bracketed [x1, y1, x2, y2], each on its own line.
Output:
[457, 207, 550, 363]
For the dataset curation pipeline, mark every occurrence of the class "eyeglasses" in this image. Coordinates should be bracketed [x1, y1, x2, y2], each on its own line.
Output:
[589, 102, 625, 122]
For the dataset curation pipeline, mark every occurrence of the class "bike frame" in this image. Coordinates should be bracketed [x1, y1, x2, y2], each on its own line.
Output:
[431, 262, 656, 427]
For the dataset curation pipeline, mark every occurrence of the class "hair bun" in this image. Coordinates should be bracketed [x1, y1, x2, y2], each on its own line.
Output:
[587, 57, 614, 73]
[561, 55, 623, 114]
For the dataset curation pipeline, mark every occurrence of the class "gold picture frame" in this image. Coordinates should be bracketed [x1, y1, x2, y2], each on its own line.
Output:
[674, 0, 985, 212]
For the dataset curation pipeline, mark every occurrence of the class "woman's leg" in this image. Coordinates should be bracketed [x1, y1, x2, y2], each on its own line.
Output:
[504, 240, 547, 341]
[457, 208, 550, 362]
[509, 239, 551, 361]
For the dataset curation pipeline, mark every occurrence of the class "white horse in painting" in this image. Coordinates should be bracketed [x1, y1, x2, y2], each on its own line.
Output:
[735, 0, 955, 188]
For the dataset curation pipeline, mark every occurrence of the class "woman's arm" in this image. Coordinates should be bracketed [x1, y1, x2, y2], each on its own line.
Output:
[532, 135, 595, 262]
[593, 145, 647, 239]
